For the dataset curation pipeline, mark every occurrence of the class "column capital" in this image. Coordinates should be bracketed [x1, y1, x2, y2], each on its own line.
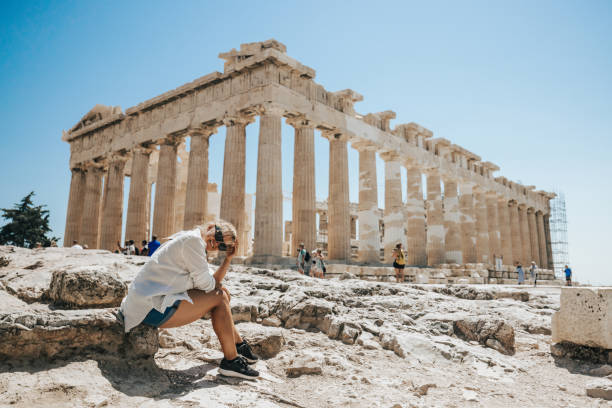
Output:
[518, 202, 527, 210]
[527, 206, 536, 214]
[133, 145, 155, 155]
[321, 130, 348, 142]
[285, 115, 315, 129]
[157, 135, 182, 146]
[255, 102, 285, 117]
[351, 139, 378, 152]
[188, 125, 218, 138]
[508, 199, 518, 207]
[222, 112, 255, 127]
[109, 151, 130, 163]
[424, 167, 440, 176]
[379, 150, 400, 162]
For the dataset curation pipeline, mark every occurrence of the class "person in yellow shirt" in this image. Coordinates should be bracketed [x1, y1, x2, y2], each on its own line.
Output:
[392, 242, 406, 283]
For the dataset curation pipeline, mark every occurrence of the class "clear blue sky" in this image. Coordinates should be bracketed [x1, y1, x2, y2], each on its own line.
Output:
[1, 1, 610, 285]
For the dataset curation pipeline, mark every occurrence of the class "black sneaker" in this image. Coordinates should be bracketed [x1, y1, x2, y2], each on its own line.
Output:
[218, 356, 260, 379]
[236, 340, 259, 364]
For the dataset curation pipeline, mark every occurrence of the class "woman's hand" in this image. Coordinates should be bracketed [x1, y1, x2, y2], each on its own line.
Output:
[226, 239, 238, 259]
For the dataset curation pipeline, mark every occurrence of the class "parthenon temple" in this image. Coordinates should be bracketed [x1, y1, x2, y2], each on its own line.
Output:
[63, 39, 556, 278]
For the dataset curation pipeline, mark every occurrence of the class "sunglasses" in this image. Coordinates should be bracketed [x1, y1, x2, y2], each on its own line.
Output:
[214, 225, 235, 251]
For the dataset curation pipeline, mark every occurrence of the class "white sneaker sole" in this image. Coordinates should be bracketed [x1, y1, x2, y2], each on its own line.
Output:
[218, 368, 259, 380]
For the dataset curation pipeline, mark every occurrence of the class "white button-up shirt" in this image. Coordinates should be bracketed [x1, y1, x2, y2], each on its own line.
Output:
[120, 228, 216, 332]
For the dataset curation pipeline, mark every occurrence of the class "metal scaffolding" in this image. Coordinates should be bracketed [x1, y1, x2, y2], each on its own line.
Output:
[549, 189, 569, 278]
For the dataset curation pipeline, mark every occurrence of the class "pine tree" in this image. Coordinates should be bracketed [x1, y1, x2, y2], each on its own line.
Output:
[0, 192, 58, 248]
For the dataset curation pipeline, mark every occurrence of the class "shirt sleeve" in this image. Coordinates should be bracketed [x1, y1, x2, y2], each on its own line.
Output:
[181, 235, 215, 293]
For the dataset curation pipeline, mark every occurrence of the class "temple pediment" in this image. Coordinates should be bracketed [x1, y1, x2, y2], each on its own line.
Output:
[69, 104, 122, 134]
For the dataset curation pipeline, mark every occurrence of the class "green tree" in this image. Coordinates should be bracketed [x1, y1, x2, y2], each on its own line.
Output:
[0, 192, 58, 248]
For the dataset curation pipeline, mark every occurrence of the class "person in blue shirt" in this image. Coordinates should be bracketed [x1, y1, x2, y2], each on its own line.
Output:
[148, 236, 161, 256]
[564, 265, 572, 286]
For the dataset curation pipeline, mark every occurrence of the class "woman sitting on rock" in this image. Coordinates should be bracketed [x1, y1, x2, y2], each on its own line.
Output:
[119, 220, 259, 379]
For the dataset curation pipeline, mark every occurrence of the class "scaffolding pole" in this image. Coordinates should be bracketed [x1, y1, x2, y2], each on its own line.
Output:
[549, 189, 569, 278]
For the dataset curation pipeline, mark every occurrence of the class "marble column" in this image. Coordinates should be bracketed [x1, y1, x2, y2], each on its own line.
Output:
[99, 155, 127, 251]
[126, 147, 152, 243]
[174, 142, 189, 233]
[382, 154, 404, 263]
[459, 182, 477, 264]
[527, 208, 539, 265]
[288, 118, 316, 255]
[518, 204, 531, 265]
[473, 189, 490, 264]
[80, 165, 104, 248]
[183, 128, 215, 230]
[498, 199, 513, 265]
[544, 214, 553, 269]
[356, 145, 380, 263]
[406, 166, 427, 266]
[327, 133, 351, 261]
[509, 201, 522, 265]
[64, 167, 86, 247]
[443, 178, 463, 264]
[536, 211, 548, 268]
[153, 140, 178, 239]
[220, 115, 252, 256]
[486, 192, 501, 263]
[426, 170, 445, 266]
[254, 107, 284, 258]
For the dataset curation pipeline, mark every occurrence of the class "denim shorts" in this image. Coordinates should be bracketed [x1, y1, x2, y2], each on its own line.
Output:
[142, 300, 182, 328]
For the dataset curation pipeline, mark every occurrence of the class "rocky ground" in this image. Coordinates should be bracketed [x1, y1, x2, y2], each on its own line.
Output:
[0, 245, 610, 407]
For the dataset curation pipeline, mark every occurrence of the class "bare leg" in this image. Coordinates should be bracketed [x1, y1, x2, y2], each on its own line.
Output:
[160, 289, 238, 360]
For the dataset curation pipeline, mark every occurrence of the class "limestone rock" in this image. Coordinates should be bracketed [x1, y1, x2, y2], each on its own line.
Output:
[262, 315, 282, 327]
[230, 298, 260, 322]
[237, 322, 285, 358]
[48, 266, 127, 308]
[453, 316, 515, 355]
[285, 353, 324, 377]
[586, 380, 612, 400]
[0, 309, 158, 360]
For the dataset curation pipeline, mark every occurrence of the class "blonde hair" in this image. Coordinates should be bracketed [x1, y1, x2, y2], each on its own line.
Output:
[196, 220, 237, 241]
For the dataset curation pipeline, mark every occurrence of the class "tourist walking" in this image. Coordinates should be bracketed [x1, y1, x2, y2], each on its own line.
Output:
[529, 261, 538, 287]
[392, 243, 406, 283]
[516, 263, 525, 285]
[296, 243, 307, 275]
[119, 221, 259, 379]
[140, 240, 149, 256]
[564, 265, 572, 286]
[148, 236, 161, 256]
[313, 249, 325, 278]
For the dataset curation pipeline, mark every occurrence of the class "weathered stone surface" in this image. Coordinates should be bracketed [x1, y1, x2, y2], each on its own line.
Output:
[285, 353, 323, 377]
[48, 266, 127, 308]
[453, 316, 515, 355]
[586, 380, 612, 400]
[237, 322, 285, 359]
[0, 309, 158, 360]
[552, 287, 612, 349]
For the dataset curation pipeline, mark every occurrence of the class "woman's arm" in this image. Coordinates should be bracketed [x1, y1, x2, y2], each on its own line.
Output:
[213, 241, 237, 287]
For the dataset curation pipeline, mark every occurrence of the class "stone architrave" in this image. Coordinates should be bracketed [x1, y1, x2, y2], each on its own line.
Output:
[459, 182, 477, 264]
[354, 142, 379, 263]
[99, 155, 127, 251]
[486, 192, 501, 263]
[527, 207, 539, 265]
[253, 106, 284, 259]
[473, 189, 490, 264]
[80, 166, 104, 249]
[443, 178, 463, 264]
[220, 114, 253, 257]
[518, 204, 531, 265]
[536, 211, 548, 268]
[498, 199, 513, 266]
[406, 166, 427, 266]
[183, 128, 215, 230]
[327, 133, 351, 261]
[153, 140, 179, 239]
[126, 147, 153, 243]
[509, 201, 522, 265]
[64, 167, 86, 247]
[288, 117, 316, 255]
[426, 169, 445, 266]
[381, 153, 404, 264]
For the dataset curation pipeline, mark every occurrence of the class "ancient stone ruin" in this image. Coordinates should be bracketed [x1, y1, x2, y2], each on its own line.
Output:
[62, 39, 555, 278]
